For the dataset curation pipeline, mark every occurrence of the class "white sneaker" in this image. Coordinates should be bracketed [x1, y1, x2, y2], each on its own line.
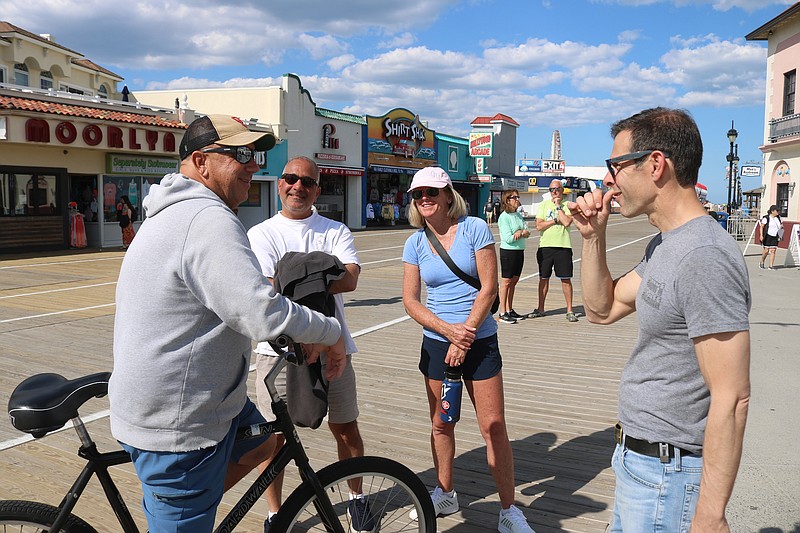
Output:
[498, 505, 535, 533]
[409, 486, 459, 520]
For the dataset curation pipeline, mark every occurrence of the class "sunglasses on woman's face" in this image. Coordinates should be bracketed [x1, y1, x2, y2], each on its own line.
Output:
[281, 173, 319, 188]
[508, 195, 520, 200]
[411, 187, 441, 200]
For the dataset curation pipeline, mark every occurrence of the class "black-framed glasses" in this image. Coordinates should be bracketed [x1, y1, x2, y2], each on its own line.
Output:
[507, 195, 520, 200]
[411, 187, 441, 200]
[605, 150, 670, 179]
[281, 173, 319, 188]
[201, 146, 255, 165]
[549, 188, 563, 193]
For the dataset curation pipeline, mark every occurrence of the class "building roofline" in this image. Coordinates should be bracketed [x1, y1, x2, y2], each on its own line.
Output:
[746, 2, 800, 41]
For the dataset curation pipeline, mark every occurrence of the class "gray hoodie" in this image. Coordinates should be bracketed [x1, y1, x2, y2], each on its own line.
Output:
[109, 173, 341, 452]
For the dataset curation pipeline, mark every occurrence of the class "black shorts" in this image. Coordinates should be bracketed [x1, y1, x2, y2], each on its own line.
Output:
[499, 248, 524, 279]
[537, 247, 573, 279]
[419, 334, 502, 381]
[763, 234, 779, 248]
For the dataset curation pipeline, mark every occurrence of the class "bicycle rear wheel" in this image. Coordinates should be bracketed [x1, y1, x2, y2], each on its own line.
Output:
[272, 456, 436, 532]
[0, 500, 98, 533]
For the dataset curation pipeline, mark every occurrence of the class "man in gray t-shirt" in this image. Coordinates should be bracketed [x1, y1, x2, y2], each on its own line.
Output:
[569, 108, 751, 533]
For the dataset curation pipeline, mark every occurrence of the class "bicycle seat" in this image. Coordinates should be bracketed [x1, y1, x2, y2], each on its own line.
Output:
[8, 372, 111, 438]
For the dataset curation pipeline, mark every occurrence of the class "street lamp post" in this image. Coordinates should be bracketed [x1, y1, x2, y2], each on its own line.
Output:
[733, 143, 740, 209]
[726, 121, 738, 216]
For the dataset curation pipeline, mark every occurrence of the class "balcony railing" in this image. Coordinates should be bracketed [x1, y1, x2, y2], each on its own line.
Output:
[769, 112, 800, 142]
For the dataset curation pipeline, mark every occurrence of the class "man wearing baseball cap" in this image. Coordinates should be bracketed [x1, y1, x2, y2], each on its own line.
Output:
[109, 114, 346, 532]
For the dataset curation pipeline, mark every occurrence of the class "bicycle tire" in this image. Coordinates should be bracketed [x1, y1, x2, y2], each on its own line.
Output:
[271, 456, 436, 532]
[0, 500, 98, 533]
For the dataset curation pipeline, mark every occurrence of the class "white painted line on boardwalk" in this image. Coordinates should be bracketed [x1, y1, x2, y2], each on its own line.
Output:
[361, 256, 403, 266]
[351, 315, 411, 337]
[0, 256, 122, 270]
[0, 409, 110, 452]
[0, 282, 117, 300]
[0, 303, 116, 324]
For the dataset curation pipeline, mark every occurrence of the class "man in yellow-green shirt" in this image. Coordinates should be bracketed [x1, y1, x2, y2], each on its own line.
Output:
[527, 179, 578, 322]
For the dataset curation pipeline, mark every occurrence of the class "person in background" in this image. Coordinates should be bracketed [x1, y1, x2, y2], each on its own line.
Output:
[569, 107, 751, 532]
[402, 167, 535, 533]
[109, 115, 345, 533]
[496, 189, 530, 324]
[248, 156, 374, 533]
[484, 198, 495, 225]
[529, 180, 578, 322]
[759, 204, 782, 270]
[118, 195, 136, 249]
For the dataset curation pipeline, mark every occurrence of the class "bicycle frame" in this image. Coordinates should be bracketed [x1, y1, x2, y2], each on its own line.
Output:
[47, 420, 139, 533]
[215, 354, 345, 533]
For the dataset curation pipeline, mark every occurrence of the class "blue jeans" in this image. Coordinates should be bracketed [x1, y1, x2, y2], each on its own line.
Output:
[121, 399, 269, 533]
[609, 442, 703, 533]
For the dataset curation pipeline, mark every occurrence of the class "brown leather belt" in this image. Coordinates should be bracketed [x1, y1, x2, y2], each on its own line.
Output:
[615, 423, 701, 463]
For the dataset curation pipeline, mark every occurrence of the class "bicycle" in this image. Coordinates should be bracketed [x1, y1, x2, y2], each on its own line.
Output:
[2, 336, 436, 532]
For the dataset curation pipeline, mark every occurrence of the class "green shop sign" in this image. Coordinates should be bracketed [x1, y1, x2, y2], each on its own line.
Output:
[107, 154, 179, 176]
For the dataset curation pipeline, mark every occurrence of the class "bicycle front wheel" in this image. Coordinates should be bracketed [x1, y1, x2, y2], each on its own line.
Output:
[272, 456, 436, 532]
[0, 500, 98, 533]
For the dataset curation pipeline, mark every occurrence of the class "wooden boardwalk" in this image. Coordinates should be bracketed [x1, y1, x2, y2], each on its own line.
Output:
[0, 216, 657, 532]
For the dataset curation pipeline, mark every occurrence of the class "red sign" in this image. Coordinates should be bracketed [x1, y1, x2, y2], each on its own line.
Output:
[25, 118, 177, 153]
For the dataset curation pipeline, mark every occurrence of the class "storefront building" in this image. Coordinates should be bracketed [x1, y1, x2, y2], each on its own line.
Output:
[0, 92, 186, 252]
[133, 75, 366, 229]
[463, 114, 520, 219]
[435, 133, 485, 217]
[364, 108, 436, 226]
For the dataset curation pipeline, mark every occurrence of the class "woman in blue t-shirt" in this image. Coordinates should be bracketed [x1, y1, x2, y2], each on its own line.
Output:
[401, 167, 534, 532]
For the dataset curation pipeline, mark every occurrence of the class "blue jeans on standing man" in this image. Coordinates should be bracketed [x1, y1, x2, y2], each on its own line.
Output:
[608, 442, 703, 533]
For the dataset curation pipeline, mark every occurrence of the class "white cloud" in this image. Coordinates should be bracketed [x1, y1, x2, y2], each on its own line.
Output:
[327, 54, 357, 71]
[297, 34, 349, 60]
[378, 32, 417, 49]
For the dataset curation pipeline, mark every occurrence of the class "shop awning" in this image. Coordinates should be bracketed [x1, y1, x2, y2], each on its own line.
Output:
[320, 165, 365, 176]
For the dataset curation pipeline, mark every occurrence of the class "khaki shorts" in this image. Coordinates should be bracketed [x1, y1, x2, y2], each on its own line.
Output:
[255, 352, 359, 425]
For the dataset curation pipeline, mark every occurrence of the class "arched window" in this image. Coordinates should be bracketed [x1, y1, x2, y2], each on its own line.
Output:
[98, 84, 108, 98]
[40, 70, 53, 90]
[14, 64, 29, 87]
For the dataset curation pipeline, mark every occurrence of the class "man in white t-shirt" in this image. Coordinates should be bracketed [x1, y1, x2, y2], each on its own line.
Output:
[247, 156, 375, 533]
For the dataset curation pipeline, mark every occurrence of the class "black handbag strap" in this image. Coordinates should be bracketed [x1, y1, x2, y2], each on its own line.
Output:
[424, 226, 481, 291]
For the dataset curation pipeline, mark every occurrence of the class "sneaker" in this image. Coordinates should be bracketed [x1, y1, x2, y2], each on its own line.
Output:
[525, 309, 545, 319]
[498, 505, 536, 533]
[499, 313, 517, 324]
[565, 312, 578, 322]
[768, 266, 776, 270]
[508, 310, 526, 320]
[347, 497, 377, 533]
[759, 262, 765, 269]
[410, 486, 459, 520]
[263, 516, 274, 533]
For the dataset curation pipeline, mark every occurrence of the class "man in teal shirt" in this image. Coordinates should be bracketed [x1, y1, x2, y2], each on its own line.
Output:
[528, 179, 578, 322]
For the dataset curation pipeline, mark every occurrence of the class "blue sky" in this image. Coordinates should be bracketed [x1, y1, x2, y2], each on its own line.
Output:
[5, 0, 795, 202]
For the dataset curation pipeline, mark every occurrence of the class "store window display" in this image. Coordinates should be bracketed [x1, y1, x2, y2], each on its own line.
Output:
[365, 172, 411, 226]
[103, 176, 142, 223]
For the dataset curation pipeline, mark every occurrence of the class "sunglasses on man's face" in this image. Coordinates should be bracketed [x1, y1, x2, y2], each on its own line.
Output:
[411, 187, 441, 200]
[281, 173, 319, 188]
[549, 188, 563, 193]
[201, 146, 255, 165]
